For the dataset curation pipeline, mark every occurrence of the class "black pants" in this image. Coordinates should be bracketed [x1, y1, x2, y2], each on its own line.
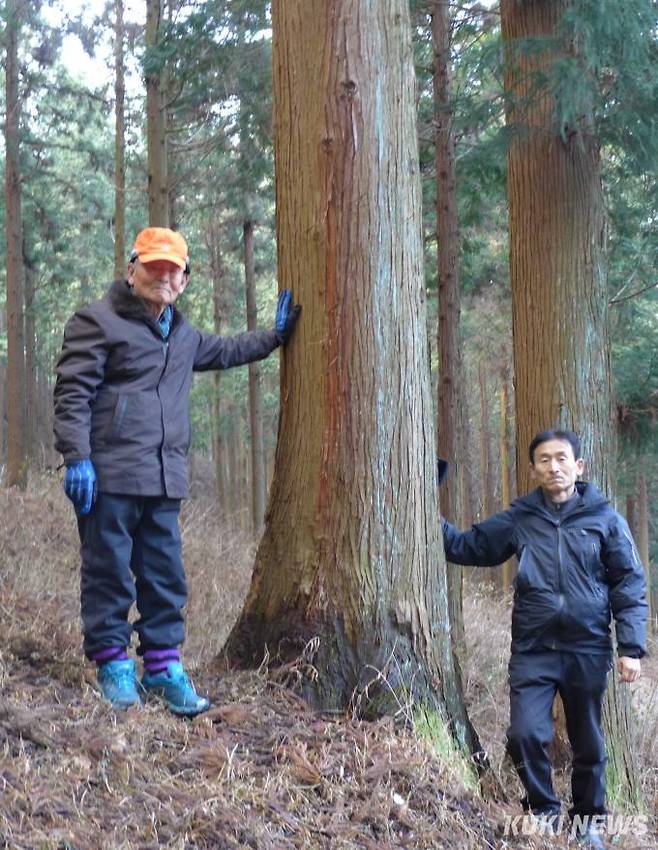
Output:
[77, 494, 187, 658]
[506, 650, 611, 818]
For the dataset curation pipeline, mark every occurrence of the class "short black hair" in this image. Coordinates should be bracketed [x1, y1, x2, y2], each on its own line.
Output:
[529, 429, 581, 463]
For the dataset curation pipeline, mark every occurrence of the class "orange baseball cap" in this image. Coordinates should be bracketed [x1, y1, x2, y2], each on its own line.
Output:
[131, 227, 189, 270]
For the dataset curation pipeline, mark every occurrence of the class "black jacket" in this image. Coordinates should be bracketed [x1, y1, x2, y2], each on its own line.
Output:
[442, 482, 647, 658]
[54, 279, 280, 498]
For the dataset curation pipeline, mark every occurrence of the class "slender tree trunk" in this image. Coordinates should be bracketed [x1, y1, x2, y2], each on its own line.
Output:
[477, 359, 496, 585]
[226, 0, 481, 759]
[626, 492, 636, 539]
[501, 0, 640, 807]
[432, 0, 466, 664]
[4, 0, 27, 489]
[145, 0, 168, 226]
[244, 220, 267, 536]
[208, 222, 226, 513]
[114, 0, 126, 277]
[499, 368, 514, 591]
[0, 307, 6, 463]
[637, 473, 653, 634]
[24, 260, 38, 464]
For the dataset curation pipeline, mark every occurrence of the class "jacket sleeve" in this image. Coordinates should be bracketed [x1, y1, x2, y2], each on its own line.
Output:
[192, 328, 280, 371]
[602, 514, 648, 658]
[53, 310, 109, 463]
[442, 512, 516, 566]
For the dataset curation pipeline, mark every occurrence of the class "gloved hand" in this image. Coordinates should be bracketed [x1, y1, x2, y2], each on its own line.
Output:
[64, 459, 97, 515]
[274, 289, 301, 345]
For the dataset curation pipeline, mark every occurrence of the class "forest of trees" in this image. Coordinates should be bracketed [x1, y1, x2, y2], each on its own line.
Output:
[1, 0, 656, 759]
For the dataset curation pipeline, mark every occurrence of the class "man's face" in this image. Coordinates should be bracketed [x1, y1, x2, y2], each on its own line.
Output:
[529, 438, 584, 499]
[127, 259, 188, 315]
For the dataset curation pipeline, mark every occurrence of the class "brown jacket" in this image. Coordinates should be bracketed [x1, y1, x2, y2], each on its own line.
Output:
[54, 279, 279, 498]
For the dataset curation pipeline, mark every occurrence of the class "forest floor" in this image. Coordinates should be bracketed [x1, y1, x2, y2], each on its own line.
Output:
[0, 474, 657, 850]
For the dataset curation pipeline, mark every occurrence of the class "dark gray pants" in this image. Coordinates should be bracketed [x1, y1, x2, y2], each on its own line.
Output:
[506, 650, 611, 819]
[77, 494, 186, 658]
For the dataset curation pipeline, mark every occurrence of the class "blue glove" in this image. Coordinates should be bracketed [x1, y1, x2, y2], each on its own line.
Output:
[64, 460, 97, 515]
[274, 289, 301, 345]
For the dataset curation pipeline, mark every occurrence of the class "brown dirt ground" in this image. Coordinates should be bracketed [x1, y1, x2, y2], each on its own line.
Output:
[0, 479, 656, 850]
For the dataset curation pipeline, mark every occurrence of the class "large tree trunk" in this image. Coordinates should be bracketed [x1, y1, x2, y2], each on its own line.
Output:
[145, 0, 168, 226]
[501, 0, 640, 807]
[3, 0, 27, 489]
[244, 220, 267, 535]
[226, 0, 479, 754]
[432, 0, 466, 664]
[114, 0, 126, 277]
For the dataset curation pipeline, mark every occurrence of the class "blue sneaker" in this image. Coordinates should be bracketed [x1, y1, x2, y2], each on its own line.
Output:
[97, 659, 141, 709]
[141, 662, 210, 716]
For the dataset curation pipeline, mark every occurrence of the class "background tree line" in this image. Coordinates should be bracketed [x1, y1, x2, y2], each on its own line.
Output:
[1, 0, 656, 752]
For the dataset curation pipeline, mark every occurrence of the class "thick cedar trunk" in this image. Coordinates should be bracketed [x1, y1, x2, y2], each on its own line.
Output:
[244, 220, 267, 535]
[146, 0, 168, 226]
[4, 0, 27, 489]
[637, 473, 653, 634]
[114, 0, 126, 277]
[432, 0, 466, 664]
[226, 0, 479, 754]
[501, 0, 640, 805]
[502, 0, 610, 489]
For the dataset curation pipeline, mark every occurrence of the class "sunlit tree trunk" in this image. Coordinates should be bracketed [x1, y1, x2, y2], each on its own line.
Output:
[225, 1, 480, 756]
[501, 0, 640, 806]
[244, 220, 266, 535]
[114, 0, 126, 277]
[4, 0, 27, 489]
[146, 0, 168, 226]
[432, 0, 466, 664]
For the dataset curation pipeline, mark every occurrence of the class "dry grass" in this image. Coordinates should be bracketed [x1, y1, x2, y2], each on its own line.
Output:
[0, 473, 656, 849]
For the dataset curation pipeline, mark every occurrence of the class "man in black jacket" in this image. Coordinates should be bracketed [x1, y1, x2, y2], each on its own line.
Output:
[442, 430, 647, 847]
[54, 227, 300, 716]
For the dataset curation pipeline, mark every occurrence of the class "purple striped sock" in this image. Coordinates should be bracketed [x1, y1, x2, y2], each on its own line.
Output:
[143, 648, 181, 674]
[92, 646, 129, 665]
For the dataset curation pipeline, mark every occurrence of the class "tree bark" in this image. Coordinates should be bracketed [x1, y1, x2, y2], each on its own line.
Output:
[637, 473, 653, 634]
[499, 367, 515, 591]
[3, 0, 27, 489]
[432, 0, 466, 665]
[501, 0, 640, 806]
[226, 0, 480, 757]
[0, 307, 6, 463]
[625, 492, 636, 539]
[24, 259, 38, 464]
[145, 0, 168, 226]
[208, 221, 226, 514]
[114, 0, 126, 277]
[244, 220, 267, 536]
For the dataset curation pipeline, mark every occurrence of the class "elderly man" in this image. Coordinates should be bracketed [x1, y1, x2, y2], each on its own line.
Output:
[442, 429, 647, 848]
[54, 227, 300, 716]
